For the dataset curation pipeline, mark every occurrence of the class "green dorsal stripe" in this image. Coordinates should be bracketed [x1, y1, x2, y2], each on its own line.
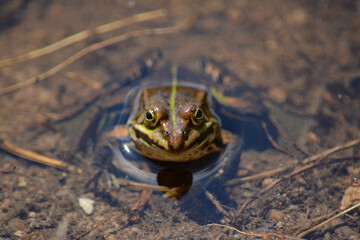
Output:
[170, 64, 178, 130]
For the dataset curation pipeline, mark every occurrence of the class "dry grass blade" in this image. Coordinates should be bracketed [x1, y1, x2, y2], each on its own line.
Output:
[208, 223, 302, 239]
[302, 138, 360, 164]
[74, 211, 125, 240]
[116, 178, 164, 191]
[0, 164, 16, 172]
[229, 138, 360, 187]
[0, 9, 168, 68]
[0, 26, 181, 95]
[65, 71, 102, 90]
[235, 138, 360, 217]
[225, 166, 288, 186]
[297, 202, 360, 238]
[205, 191, 231, 218]
[0, 139, 82, 174]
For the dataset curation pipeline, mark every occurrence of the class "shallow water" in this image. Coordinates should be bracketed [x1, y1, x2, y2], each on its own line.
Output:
[1, 1, 360, 239]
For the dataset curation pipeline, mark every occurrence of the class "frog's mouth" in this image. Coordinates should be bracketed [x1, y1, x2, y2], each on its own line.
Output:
[128, 122, 222, 162]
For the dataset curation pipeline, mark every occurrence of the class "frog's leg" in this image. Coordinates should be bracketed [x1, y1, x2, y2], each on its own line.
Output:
[200, 58, 267, 117]
[200, 58, 298, 155]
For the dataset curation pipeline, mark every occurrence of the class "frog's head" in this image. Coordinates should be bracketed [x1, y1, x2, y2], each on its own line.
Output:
[128, 87, 222, 162]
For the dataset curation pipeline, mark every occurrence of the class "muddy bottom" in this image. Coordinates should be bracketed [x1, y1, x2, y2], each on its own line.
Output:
[1, 1, 360, 239]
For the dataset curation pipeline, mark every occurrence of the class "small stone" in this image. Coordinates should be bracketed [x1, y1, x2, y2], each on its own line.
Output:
[268, 87, 287, 104]
[18, 176, 27, 187]
[262, 178, 274, 187]
[130, 227, 141, 233]
[13, 230, 24, 237]
[236, 169, 249, 176]
[78, 197, 95, 215]
[269, 209, 284, 221]
[340, 180, 360, 211]
[29, 211, 37, 218]
[8, 217, 26, 231]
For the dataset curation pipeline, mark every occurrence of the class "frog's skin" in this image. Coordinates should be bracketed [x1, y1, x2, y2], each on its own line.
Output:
[127, 65, 222, 162]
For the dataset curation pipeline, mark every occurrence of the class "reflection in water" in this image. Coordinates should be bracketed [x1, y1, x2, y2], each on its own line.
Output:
[111, 137, 241, 200]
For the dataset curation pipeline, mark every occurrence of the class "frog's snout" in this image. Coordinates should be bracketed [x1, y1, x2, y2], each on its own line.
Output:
[168, 132, 185, 152]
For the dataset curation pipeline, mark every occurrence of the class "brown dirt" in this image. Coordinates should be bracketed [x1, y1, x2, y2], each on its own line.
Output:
[1, 0, 360, 239]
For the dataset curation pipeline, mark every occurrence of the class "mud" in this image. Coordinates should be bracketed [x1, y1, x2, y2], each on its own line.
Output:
[1, 1, 360, 239]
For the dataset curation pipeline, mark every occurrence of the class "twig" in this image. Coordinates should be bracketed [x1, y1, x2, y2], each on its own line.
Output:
[65, 72, 102, 90]
[228, 138, 360, 186]
[0, 164, 16, 172]
[0, 139, 82, 174]
[208, 223, 302, 239]
[302, 138, 360, 164]
[116, 178, 165, 191]
[0, 26, 181, 95]
[225, 166, 288, 186]
[235, 138, 360, 217]
[205, 191, 232, 218]
[297, 202, 360, 238]
[74, 211, 125, 240]
[0, 9, 168, 68]
[262, 121, 296, 157]
[132, 190, 153, 210]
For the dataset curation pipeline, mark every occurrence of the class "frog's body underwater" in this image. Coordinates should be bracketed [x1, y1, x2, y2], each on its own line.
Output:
[84, 49, 271, 198]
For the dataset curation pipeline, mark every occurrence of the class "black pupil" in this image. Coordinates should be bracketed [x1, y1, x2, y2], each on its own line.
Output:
[146, 111, 153, 120]
[196, 109, 203, 119]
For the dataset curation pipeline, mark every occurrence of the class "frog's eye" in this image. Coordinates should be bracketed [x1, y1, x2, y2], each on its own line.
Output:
[145, 108, 158, 128]
[191, 106, 204, 126]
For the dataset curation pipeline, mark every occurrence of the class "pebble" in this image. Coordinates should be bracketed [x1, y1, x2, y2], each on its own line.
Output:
[14, 230, 24, 237]
[18, 176, 27, 187]
[78, 197, 95, 215]
[29, 211, 37, 218]
[262, 178, 274, 187]
[8, 217, 26, 231]
[340, 180, 360, 210]
[269, 209, 284, 221]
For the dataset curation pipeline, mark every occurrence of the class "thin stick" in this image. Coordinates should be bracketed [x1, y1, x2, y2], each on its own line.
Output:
[0, 26, 180, 95]
[228, 138, 360, 186]
[235, 138, 360, 217]
[0, 164, 16, 172]
[225, 166, 288, 186]
[208, 223, 301, 239]
[0, 9, 168, 68]
[262, 121, 295, 157]
[205, 191, 232, 218]
[297, 202, 360, 238]
[65, 72, 102, 90]
[116, 178, 165, 191]
[74, 211, 125, 240]
[132, 190, 153, 210]
[0, 139, 82, 174]
[302, 138, 360, 164]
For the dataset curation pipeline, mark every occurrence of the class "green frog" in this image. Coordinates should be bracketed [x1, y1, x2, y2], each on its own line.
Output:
[70, 49, 271, 198]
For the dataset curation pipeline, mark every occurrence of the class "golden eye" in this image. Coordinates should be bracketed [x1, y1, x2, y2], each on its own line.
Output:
[145, 108, 158, 128]
[191, 106, 204, 126]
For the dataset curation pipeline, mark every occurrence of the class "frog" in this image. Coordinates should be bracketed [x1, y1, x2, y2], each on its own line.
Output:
[63, 49, 274, 199]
